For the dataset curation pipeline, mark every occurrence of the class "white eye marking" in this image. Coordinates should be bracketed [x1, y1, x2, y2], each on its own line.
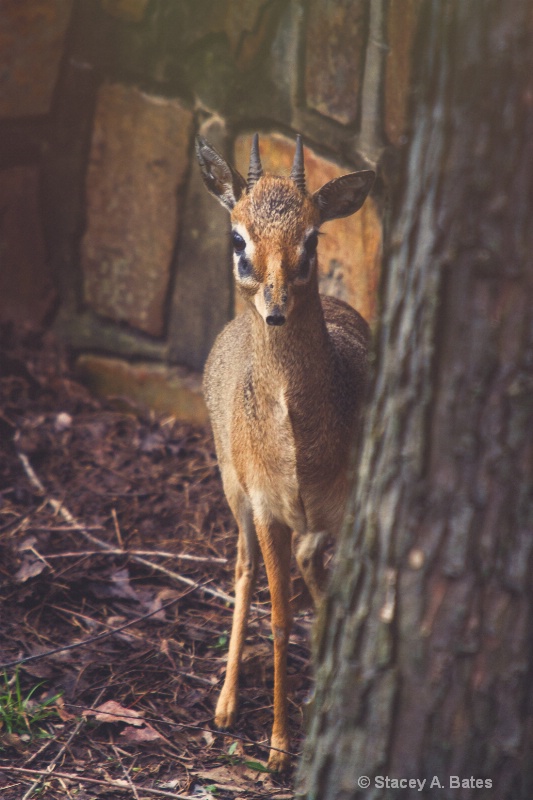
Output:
[232, 224, 257, 284]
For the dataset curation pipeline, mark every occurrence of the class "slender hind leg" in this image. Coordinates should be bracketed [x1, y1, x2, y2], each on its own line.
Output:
[293, 530, 329, 609]
[215, 497, 258, 728]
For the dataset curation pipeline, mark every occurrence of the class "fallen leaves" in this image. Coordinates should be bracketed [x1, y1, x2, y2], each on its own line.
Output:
[0, 328, 312, 799]
[83, 699, 145, 726]
[81, 700, 166, 745]
[14, 536, 48, 582]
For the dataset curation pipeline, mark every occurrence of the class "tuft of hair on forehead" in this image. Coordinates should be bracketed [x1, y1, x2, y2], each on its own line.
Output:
[250, 176, 305, 218]
[235, 174, 318, 238]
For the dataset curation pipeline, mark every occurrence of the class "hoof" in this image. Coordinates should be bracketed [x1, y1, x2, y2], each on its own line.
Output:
[267, 740, 291, 773]
[215, 692, 238, 729]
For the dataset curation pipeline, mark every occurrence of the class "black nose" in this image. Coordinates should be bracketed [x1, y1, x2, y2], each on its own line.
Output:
[266, 314, 286, 326]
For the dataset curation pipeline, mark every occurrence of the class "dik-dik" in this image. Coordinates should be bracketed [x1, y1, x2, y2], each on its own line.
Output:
[196, 134, 374, 771]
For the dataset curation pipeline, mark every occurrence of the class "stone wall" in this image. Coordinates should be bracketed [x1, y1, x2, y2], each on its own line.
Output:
[0, 0, 421, 422]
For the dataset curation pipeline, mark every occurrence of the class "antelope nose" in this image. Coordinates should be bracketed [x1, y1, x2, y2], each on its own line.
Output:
[266, 313, 286, 326]
[264, 284, 287, 325]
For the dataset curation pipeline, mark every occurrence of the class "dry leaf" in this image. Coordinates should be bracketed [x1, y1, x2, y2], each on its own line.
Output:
[55, 697, 76, 722]
[17, 536, 38, 551]
[110, 567, 139, 601]
[196, 766, 245, 790]
[140, 591, 166, 620]
[88, 568, 139, 602]
[0, 732, 29, 752]
[158, 779, 181, 789]
[120, 723, 163, 743]
[83, 700, 144, 726]
[201, 729, 216, 747]
[15, 555, 46, 582]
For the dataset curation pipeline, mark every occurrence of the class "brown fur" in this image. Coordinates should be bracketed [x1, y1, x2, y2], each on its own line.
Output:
[196, 136, 374, 771]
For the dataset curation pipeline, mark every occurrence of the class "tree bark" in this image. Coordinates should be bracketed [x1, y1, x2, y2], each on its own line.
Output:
[297, 2, 533, 798]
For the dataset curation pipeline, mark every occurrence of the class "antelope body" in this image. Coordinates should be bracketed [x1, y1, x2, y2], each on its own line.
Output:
[196, 134, 374, 771]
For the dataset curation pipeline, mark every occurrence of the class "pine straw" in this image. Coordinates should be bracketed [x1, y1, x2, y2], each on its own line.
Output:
[0, 326, 312, 800]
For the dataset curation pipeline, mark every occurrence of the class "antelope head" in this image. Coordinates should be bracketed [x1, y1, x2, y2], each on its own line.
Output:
[196, 133, 375, 326]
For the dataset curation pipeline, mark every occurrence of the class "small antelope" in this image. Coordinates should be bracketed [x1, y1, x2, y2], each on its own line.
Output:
[196, 133, 374, 771]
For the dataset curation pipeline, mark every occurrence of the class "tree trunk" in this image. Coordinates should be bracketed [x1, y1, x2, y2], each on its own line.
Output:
[297, 2, 533, 798]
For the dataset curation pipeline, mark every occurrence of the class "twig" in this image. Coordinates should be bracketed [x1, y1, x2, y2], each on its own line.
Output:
[32, 548, 227, 565]
[61, 702, 299, 759]
[48, 605, 215, 684]
[119, 550, 236, 606]
[16, 449, 236, 606]
[0, 767, 197, 799]
[24, 719, 77, 769]
[0, 590, 192, 670]
[17, 524, 105, 532]
[28, 545, 54, 573]
[112, 744, 140, 800]
[21, 711, 90, 799]
[112, 507, 124, 547]
[22, 723, 85, 798]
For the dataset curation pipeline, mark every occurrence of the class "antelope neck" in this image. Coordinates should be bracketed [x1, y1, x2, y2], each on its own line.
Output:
[249, 293, 334, 391]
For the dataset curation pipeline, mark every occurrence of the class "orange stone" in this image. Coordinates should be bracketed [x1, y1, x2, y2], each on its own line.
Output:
[77, 354, 208, 425]
[81, 84, 193, 337]
[233, 132, 382, 325]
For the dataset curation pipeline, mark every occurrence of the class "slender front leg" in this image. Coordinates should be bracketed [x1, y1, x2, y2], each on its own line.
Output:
[256, 519, 293, 772]
[215, 506, 258, 728]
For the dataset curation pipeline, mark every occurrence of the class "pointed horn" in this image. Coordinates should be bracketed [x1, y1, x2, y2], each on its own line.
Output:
[247, 133, 263, 191]
[290, 134, 306, 192]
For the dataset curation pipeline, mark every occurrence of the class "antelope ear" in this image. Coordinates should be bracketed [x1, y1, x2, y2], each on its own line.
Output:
[195, 136, 246, 211]
[313, 170, 375, 223]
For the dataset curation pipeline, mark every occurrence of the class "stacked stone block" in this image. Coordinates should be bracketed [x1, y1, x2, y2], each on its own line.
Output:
[81, 83, 193, 337]
[0, 0, 422, 420]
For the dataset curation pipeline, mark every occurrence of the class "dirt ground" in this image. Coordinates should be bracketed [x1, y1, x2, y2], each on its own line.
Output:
[0, 326, 313, 799]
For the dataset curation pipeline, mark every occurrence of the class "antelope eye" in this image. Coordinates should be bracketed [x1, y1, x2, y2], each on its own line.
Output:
[232, 231, 246, 253]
